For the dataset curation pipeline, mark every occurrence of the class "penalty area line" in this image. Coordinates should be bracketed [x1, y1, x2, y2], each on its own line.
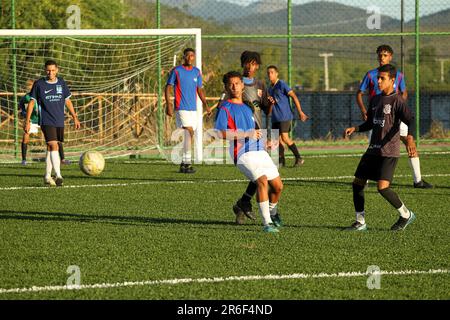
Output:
[0, 269, 447, 294]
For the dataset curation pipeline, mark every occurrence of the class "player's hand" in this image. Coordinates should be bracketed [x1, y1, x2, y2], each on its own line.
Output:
[24, 121, 30, 134]
[166, 106, 174, 117]
[74, 118, 81, 130]
[361, 111, 368, 121]
[344, 127, 356, 138]
[205, 106, 212, 118]
[406, 135, 417, 157]
[252, 129, 262, 140]
[268, 96, 276, 106]
[299, 112, 309, 122]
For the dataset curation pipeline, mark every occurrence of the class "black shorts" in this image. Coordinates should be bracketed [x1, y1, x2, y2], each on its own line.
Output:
[41, 126, 64, 143]
[354, 154, 398, 182]
[272, 121, 292, 133]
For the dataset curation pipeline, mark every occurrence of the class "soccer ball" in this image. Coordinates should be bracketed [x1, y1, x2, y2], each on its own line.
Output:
[79, 150, 105, 176]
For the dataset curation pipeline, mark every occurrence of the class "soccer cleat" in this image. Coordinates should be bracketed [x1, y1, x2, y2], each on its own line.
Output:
[414, 180, 433, 189]
[293, 157, 304, 167]
[44, 176, 56, 187]
[233, 199, 256, 221]
[21, 160, 27, 166]
[263, 223, 279, 233]
[55, 176, 64, 187]
[271, 213, 282, 228]
[391, 211, 416, 231]
[61, 159, 71, 165]
[344, 221, 367, 231]
[179, 163, 186, 173]
[184, 164, 196, 174]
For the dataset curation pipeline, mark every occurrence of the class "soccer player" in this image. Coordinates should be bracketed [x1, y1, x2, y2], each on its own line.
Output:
[357, 44, 432, 188]
[24, 60, 80, 186]
[215, 71, 283, 233]
[231, 51, 272, 224]
[345, 64, 417, 231]
[165, 48, 210, 174]
[267, 65, 309, 167]
[19, 80, 70, 166]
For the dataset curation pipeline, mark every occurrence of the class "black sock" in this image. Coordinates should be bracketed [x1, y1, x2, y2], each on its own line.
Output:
[279, 143, 285, 159]
[378, 188, 402, 209]
[58, 142, 64, 160]
[353, 183, 365, 212]
[21, 142, 27, 161]
[241, 181, 257, 202]
[288, 143, 301, 159]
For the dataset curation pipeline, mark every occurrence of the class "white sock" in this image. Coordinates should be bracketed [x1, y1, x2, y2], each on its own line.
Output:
[398, 204, 411, 219]
[257, 200, 272, 226]
[183, 150, 192, 165]
[356, 211, 365, 224]
[50, 151, 62, 178]
[408, 157, 422, 184]
[269, 202, 278, 217]
[45, 151, 53, 179]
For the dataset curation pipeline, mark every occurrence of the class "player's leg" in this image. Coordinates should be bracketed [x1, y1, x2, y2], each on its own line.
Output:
[255, 175, 278, 233]
[47, 127, 64, 186]
[180, 126, 195, 173]
[233, 182, 257, 224]
[21, 132, 29, 165]
[268, 176, 283, 227]
[399, 123, 432, 188]
[58, 142, 70, 165]
[280, 123, 303, 167]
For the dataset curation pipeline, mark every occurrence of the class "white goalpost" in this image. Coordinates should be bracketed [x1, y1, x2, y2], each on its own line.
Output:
[0, 28, 204, 162]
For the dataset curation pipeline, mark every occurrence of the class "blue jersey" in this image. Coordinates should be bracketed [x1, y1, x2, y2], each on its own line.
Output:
[214, 100, 263, 163]
[268, 80, 293, 122]
[166, 65, 203, 111]
[359, 68, 406, 100]
[30, 77, 71, 127]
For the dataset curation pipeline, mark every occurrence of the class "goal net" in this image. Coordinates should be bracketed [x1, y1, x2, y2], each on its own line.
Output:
[0, 29, 202, 162]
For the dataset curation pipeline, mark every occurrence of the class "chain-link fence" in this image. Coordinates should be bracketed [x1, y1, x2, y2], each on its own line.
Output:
[1, 0, 449, 159]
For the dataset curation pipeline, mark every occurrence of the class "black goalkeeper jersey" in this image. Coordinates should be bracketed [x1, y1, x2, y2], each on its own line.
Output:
[358, 92, 414, 157]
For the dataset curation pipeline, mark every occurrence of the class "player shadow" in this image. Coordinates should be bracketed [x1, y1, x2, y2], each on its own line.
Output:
[0, 209, 238, 229]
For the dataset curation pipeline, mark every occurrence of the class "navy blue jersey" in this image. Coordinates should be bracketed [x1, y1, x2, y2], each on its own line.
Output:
[30, 77, 71, 127]
[268, 80, 293, 122]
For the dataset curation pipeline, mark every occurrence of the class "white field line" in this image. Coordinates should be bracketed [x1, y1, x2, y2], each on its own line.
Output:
[0, 269, 447, 295]
[0, 173, 449, 191]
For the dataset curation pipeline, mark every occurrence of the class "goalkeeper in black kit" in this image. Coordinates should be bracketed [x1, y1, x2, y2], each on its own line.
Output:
[344, 64, 417, 231]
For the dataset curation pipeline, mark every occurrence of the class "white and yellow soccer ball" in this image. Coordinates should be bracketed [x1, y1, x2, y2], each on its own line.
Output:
[79, 150, 105, 176]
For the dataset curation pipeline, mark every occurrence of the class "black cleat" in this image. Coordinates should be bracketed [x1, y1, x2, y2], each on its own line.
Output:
[391, 211, 416, 231]
[293, 157, 304, 167]
[279, 157, 286, 168]
[232, 199, 256, 224]
[414, 179, 433, 189]
[55, 176, 64, 187]
[343, 221, 367, 231]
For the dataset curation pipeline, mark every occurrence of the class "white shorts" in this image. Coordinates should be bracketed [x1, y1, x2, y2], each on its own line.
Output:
[176, 110, 197, 130]
[29, 123, 40, 134]
[236, 151, 280, 182]
[400, 121, 408, 137]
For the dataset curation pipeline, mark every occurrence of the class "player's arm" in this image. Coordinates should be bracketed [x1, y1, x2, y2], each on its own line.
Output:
[288, 90, 308, 122]
[401, 88, 408, 101]
[397, 101, 416, 157]
[356, 90, 367, 121]
[197, 87, 211, 116]
[164, 84, 174, 117]
[24, 99, 35, 133]
[65, 99, 80, 129]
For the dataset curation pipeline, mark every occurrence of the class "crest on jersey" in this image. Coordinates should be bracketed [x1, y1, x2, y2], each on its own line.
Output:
[383, 104, 392, 114]
[56, 85, 63, 94]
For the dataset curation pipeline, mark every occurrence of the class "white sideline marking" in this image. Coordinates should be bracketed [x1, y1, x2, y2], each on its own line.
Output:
[0, 269, 447, 294]
[0, 173, 449, 191]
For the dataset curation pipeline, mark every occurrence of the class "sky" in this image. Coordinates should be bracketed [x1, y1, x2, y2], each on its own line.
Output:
[225, 0, 450, 21]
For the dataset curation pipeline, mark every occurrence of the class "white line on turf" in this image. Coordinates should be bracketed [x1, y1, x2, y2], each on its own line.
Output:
[0, 173, 449, 191]
[0, 269, 447, 294]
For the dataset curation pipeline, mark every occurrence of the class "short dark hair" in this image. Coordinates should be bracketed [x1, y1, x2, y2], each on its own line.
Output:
[223, 71, 243, 85]
[45, 60, 58, 68]
[240, 51, 262, 67]
[183, 48, 195, 56]
[376, 45, 394, 55]
[267, 65, 278, 72]
[378, 64, 397, 79]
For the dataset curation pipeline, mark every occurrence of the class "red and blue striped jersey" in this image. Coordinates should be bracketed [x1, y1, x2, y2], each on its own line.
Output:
[215, 100, 263, 163]
[359, 68, 406, 100]
[166, 65, 203, 111]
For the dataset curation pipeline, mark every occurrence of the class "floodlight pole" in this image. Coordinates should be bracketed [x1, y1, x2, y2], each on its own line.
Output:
[319, 53, 333, 91]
